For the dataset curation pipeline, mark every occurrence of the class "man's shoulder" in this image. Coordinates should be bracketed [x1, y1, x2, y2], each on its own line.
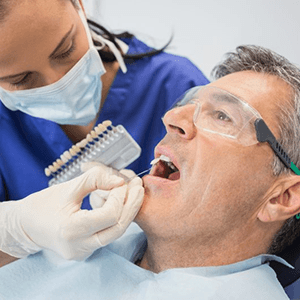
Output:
[218, 263, 289, 299]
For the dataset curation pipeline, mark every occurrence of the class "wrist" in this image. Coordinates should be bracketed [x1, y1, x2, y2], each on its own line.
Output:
[0, 200, 41, 258]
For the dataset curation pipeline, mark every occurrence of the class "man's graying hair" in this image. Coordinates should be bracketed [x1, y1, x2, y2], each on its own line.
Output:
[211, 45, 300, 255]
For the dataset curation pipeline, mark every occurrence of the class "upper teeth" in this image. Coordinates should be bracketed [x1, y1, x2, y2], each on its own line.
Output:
[150, 155, 171, 166]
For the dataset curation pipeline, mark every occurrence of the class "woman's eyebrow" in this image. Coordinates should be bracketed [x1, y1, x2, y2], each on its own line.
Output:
[0, 25, 75, 81]
[49, 24, 74, 59]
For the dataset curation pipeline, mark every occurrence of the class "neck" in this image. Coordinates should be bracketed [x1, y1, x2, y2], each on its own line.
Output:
[139, 221, 281, 273]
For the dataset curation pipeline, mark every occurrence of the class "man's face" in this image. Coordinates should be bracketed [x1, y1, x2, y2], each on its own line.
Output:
[136, 71, 293, 242]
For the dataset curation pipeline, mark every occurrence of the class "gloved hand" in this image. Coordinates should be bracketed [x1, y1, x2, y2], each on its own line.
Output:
[81, 162, 137, 210]
[0, 166, 144, 260]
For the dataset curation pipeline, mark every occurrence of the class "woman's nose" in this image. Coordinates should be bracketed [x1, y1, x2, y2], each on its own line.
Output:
[162, 104, 197, 140]
[42, 67, 70, 86]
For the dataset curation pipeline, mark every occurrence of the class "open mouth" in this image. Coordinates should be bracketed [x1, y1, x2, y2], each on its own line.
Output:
[150, 155, 180, 181]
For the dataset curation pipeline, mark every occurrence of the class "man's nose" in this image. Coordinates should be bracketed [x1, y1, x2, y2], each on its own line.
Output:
[162, 104, 197, 139]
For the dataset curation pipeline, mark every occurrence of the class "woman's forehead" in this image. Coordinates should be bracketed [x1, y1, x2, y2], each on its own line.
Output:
[0, 0, 76, 72]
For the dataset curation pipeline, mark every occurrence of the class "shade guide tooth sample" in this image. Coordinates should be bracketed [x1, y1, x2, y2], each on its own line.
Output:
[45, 120, 141, 186]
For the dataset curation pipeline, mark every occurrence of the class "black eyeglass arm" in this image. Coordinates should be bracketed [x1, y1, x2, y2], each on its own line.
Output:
[255, 119, 300, 220]
[254, 119, 291, 169]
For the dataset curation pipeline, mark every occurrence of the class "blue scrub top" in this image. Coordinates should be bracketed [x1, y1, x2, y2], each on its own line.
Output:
[0, 37, 209, 208]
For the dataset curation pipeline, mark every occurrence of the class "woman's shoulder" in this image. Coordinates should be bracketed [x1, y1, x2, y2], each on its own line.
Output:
[0, 101, 15, 126]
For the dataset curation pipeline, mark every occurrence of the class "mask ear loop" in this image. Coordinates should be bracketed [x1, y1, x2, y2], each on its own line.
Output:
[91, 31, 128, 74]
[255, 118, 300, 220]
[76, 4, 127, 73]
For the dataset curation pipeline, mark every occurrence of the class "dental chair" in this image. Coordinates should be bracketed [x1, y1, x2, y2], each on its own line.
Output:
[271, 236, 300, 299]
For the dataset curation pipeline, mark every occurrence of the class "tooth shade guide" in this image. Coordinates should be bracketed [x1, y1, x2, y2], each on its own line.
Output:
[60, 153, 68, 163]
[86, 134, 93, 142]
[45, 168, 51, 176]
[69, 148, 77, 156]
[53, 162, 59, 170]
[95, 124, 106, 134]
[91, 131, 98, 139]
[72, 145, 81, 153]
[46, 121, 141, 184]
[76, 139, 87, 149]
[102, 120, 112, 128]
[56, 159, 64, 166]
[63, 151, 72, 160]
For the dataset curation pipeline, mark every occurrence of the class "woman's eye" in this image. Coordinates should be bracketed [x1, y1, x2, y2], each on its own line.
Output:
[9, 72, 33, 88]
[54, 39, 76, 60]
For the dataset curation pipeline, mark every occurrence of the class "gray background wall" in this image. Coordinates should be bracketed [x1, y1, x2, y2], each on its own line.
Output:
[82, 0, 300, 79]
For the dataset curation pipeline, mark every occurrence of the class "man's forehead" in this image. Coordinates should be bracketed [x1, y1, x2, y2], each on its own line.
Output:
[209, 71, 290, 106]
[208, 71, 292, 133]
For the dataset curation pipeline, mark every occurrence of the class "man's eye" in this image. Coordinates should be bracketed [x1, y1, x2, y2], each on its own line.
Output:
[215, 111, 232, 122]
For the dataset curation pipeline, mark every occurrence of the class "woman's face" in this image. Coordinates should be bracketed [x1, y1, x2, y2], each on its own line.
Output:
[0, 0, 89, 91]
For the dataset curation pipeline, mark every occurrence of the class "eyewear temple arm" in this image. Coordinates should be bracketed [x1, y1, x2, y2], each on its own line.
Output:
[255, 119, 300, 175]
[255, 119, 300, 219]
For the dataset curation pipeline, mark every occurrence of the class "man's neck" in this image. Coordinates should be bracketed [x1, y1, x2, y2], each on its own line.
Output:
[139, 223, 279, 273]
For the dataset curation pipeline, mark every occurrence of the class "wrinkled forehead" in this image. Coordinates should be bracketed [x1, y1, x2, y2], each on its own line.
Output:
[176, 85, 261, 118]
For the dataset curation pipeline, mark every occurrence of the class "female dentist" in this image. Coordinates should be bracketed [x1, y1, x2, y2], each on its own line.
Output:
[0, 0, 208, 262]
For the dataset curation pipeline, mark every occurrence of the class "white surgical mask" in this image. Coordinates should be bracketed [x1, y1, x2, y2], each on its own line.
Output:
[0, 6, 126, 126]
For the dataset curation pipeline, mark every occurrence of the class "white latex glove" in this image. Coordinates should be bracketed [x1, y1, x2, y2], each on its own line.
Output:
[81, 162, 137, 210]
[0, 166, 144, 260]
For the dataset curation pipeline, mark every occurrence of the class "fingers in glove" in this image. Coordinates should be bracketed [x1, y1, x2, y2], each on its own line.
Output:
[81, 161, 114, 174]
[119, 169, 136, 179]
[81, 161, 130, 181]
[89, 190, 109, 209]
[127, 176, 143, 190]
[76, 166, 125, 195]
[94, 184, 144, 247]
[74, 185, 128, 235]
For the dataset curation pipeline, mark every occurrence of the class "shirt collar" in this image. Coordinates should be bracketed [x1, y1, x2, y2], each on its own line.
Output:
[108, 224, 294, 275]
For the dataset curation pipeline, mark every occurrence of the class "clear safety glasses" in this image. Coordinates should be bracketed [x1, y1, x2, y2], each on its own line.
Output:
[168, 85, 300, 176]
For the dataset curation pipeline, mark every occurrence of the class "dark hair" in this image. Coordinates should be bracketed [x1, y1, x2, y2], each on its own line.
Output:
[0, 0, 11, 23]
[1, 0, 171, 61]
[211, 45, 300, 255]
[87, 19, 172, 63]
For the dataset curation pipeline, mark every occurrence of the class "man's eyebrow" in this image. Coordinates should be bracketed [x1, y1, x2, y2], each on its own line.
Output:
[212, 93, 238, 103]
[49, 24, 74, 58]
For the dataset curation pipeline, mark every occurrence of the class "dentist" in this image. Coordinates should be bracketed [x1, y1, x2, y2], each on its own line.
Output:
[0, 0, 207, 263]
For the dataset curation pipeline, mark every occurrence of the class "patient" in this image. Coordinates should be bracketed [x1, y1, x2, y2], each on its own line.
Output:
[1, 45, 300, 299]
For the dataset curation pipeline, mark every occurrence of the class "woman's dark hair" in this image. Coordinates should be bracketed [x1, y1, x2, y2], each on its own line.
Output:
[87, 19, 172, 63]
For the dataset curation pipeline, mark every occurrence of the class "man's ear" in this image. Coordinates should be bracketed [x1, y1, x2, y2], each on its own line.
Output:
[257, 176, 300, 223]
